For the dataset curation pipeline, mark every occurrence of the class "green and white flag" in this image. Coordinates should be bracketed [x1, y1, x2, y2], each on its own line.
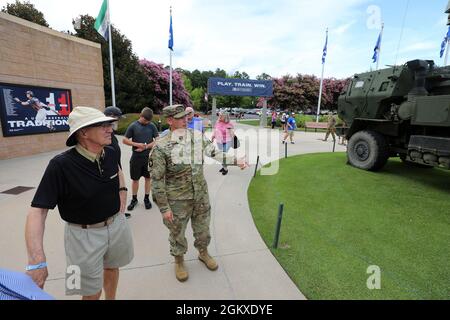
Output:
[94, 0, 109, 40]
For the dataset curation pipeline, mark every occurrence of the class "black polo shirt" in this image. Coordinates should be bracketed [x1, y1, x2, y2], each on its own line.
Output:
[110, 132, 122, 169]
[31, 147, 120, 224]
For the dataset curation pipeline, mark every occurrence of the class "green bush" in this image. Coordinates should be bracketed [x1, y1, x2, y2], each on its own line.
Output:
[117, 114, 169, 135]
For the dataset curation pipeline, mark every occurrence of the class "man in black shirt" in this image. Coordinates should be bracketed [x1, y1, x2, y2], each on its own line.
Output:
[104, 106, 123, 168]
[25, 106, 134, 300]
[104, 106, 132, 219]
[123, 107, 159, 212]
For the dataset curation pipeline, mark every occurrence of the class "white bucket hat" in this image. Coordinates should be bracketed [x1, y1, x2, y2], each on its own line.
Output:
[66, 106, 117, 147]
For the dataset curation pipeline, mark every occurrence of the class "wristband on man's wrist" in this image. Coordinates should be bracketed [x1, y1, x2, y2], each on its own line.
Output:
[26, 262, 47, 271]
[119, 187, 128, 192]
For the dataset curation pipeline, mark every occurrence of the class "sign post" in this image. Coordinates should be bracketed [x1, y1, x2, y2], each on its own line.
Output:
[260, 99, 268, 128]
[212, 97, 217, 128]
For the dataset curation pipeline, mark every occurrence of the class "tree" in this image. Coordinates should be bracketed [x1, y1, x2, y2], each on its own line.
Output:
[266, 74, 347, 112]
[257, 73, 272, 80]
[214, 68, 227, 78]
[139, 59, 193, 112]
[73, 14, 152, 113]
[181, 74, 193, 93]
[322, 78, 349, 110]
[233, 71, 250, 79]
[190, 70, 204, 89]
[1, 0, 49, 27]
[191, 87, 205, 111]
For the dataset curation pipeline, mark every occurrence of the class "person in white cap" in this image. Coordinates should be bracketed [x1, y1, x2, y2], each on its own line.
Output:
[24, 106, 134, 300]
[186, 106, 204, 133]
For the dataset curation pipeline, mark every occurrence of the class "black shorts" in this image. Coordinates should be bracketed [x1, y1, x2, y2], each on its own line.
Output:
[130, 156, 150, 180]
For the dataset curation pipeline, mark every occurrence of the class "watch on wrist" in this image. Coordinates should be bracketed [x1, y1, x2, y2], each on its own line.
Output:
[119, 187, 128, 192]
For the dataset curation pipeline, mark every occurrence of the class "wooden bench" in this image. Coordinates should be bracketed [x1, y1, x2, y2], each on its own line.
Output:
[304, 122, 328, 132]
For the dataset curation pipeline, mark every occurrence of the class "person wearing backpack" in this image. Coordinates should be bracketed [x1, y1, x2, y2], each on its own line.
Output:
[280, 112, 287, 131]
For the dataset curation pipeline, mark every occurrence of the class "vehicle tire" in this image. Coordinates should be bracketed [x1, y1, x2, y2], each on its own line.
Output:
[347, 130, 389, 171]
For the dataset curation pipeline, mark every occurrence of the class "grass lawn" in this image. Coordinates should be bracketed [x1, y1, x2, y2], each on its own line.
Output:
[239, 120, 263, 126]
[117, 113, 168, 135]
[248, 152, 450, 299]
[237, 119, 327, 132]
[117, 113, 140, 134]
[239, 120, 328, 133]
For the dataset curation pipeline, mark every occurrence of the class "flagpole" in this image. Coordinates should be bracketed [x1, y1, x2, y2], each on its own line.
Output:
[445, 38, 450, 66]
[376, 22, 384, 71]
[107, 0, 116, 107]
[169, 6, 173, 106]
[316, 63, 325, 123]
[170, 50, 173, 106]
[316, 28, 327, 123]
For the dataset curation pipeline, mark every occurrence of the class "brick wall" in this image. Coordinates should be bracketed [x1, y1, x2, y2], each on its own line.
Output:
[0, 12, 105, 159]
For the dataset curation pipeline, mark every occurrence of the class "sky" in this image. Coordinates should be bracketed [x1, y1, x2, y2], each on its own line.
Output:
[1, 0, 449, 79]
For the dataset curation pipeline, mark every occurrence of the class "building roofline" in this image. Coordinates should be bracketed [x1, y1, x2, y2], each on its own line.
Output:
[0, 12, 101, 49]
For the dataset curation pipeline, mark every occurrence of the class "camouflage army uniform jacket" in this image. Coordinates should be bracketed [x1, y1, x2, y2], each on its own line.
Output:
[150, 129, 237, 214]
[327, 115, 337, 129]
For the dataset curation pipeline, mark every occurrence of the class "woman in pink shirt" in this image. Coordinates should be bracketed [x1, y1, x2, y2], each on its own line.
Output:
[271, 111, 277, 129]
[211, 112, 234, 175]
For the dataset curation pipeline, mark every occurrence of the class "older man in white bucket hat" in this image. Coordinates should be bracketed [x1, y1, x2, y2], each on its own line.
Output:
[25, 106, 134, 300]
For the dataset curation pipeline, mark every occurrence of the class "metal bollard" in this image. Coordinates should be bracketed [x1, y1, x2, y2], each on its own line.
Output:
[285, 141, 288, 158]
[254, 155, 260, 178]
[273, 203, 284, 249]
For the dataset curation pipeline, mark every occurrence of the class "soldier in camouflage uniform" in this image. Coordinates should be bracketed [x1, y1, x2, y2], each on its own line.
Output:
[323, 112, 337, 142]
[149, 105, 248, 282]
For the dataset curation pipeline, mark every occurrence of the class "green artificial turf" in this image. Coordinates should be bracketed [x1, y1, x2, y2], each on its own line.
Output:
[248, 152, 450, 299]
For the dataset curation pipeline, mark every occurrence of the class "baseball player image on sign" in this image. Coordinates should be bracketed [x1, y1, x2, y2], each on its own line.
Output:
[14, 90, 58, 131]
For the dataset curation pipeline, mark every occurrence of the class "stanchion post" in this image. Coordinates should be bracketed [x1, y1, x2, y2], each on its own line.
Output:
[273, 203, 284, 249]
[254, 155, 260, 178]
[285, 141, 288, 158]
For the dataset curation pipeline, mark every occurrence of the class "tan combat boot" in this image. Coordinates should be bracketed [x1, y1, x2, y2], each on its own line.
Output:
[174, 256, 188, 282]
[198, 249, 218, 271]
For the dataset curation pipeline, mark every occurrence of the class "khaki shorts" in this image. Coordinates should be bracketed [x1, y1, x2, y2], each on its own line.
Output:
[64, 213, 134, 296]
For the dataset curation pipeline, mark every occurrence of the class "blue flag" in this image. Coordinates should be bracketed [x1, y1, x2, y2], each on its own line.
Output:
[168, 10, 174, 51]
[372, 30, 382, 63]
[322, 29, 328, 64]
[440, 27, 450, 58]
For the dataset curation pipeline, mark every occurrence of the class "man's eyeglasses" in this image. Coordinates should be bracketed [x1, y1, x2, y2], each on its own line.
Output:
[89, 122, 114, 129]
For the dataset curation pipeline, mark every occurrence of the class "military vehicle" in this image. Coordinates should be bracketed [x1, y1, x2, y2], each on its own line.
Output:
[338, 59, 450, 171]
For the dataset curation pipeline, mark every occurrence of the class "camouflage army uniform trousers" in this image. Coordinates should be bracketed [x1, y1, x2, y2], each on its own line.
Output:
[163, 196, 211, 257]
[324, 127, 336, 141]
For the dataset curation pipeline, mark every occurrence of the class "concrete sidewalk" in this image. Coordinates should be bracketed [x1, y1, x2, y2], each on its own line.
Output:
[0, 124, 345, 299]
